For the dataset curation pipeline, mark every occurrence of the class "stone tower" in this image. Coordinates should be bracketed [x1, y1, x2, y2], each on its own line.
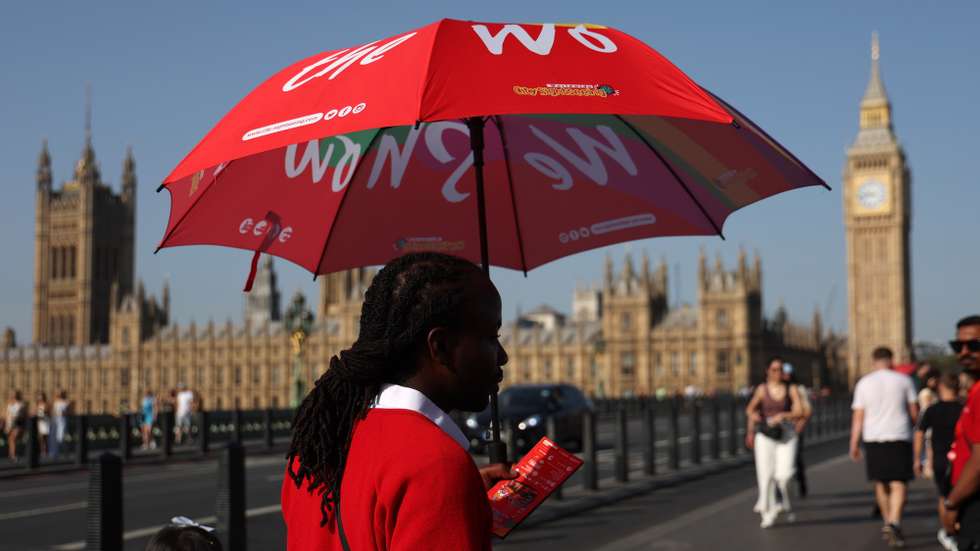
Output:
[244, 256, 282, 327]
[318, 268, 373, 343]
[843, 33, 913, 383]
[697, 248, 763, 389]
[32, 114, 136, 345]
[601, 251, 669, 395]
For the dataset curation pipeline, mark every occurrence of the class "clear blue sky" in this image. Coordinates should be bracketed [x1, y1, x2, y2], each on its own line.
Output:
[1, 1, 976, 346]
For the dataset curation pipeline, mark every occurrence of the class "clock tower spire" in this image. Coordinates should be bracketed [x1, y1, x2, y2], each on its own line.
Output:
[843, 32, 913, 385]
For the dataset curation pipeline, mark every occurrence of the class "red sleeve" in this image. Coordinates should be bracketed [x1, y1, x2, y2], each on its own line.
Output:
[966, 393, 980, 445]
[388, 450, 492, 551]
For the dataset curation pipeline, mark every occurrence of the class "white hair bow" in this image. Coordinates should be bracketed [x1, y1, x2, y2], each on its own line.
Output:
[170, 516, 216, 533]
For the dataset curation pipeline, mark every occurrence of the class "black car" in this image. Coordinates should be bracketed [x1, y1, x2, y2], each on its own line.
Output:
[462, 384, 593, 454]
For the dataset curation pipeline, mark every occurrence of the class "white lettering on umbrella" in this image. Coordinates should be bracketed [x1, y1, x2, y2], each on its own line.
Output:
[360, 32, 417, 64]
[524, 152, 573, 190]
[283, 136, 361, 190]
[331, 135, 361, 192]
[285, 140, 331, 184]
[471, 24, 556, 56]
[281, 32, 416, 92]
[471, 23, 617, 55]
[567, 25, 618, 53]
[425, 121, 473, 203]
[526, 125, 637, 187]
[367, 127, 422, 189]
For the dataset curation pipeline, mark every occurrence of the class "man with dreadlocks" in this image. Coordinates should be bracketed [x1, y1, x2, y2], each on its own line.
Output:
[281, 252, 515, 550]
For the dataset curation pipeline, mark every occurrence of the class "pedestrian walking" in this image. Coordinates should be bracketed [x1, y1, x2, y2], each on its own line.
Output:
[914, 372, 962, 550]
[174, 383, 194, 445]
[941, 315, 980, 549]
[34, 391, 50, 458]
[141, 389, 157, 450]
[282, 253, 515, 550]
[917, 367, 940, 479]
[4, 390, 27, 462]
[850, 346, 918, 548]
[783, 363, 813, 498]
[919, 367, 940, 413]
[746, 357, 804, 528]
[50, 390, 71, 458]
[146, 516, 223, 551]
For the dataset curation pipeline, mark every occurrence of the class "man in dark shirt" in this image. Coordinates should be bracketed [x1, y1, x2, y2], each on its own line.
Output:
[915, 372, 963, 549]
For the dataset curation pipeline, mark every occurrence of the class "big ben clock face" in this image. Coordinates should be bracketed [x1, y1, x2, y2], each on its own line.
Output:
[854, 177, 891, 215]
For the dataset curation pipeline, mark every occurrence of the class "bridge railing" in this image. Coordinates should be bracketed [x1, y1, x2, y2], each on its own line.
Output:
[0, 408, 295, 472]
[71, 393, 851, 550]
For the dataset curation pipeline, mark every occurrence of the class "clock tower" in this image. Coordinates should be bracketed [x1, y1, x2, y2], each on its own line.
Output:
[844, 32, 913, 384]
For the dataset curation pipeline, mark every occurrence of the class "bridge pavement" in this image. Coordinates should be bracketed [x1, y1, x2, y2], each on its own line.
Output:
[498, 440, 942, 550]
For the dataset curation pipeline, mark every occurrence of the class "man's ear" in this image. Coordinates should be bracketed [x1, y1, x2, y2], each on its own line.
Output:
[425, 327, 455, 370]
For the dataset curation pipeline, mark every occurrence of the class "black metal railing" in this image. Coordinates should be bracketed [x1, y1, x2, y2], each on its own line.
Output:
[68, 394, 851, 550]
[0, 408, 294, 472]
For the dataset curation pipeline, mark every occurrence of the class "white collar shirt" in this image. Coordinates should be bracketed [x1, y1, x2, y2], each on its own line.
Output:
[372, 384, 470, 451]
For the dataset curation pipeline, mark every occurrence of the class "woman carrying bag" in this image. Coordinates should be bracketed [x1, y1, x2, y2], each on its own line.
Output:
[746, 356, 804, 528]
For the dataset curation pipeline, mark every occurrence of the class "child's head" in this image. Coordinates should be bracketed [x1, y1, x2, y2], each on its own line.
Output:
[939, 372, 960, 400]
[145, 519, 222, 551]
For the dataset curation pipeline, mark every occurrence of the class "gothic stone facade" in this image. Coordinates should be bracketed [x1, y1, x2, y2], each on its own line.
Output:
[500, 252, 842, 398]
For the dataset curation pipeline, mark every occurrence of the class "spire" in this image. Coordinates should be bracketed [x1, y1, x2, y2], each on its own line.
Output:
[603, 253, 614, 290]
[622, 251, 635, 281]
[698, 247, 707, 288]
[641, 250, 651, 284]
[162, 277, 170, 316]
[855, 31, 896, 140]
[36, 139, 52, 192]
[75, 85, 100, 185]
[862, 32, 889, 107]
[121, 146, 136, 203]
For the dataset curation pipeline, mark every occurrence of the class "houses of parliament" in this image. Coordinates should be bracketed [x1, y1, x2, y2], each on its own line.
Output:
[0, 36, 915, 414]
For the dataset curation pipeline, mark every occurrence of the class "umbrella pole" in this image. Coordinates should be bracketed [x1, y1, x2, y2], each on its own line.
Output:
[467, 116, 508, 465]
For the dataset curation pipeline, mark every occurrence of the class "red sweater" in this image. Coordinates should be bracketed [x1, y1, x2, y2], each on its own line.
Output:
[281, 409, 492, 550]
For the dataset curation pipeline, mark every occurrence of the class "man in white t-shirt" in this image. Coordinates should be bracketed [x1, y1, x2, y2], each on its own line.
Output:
[850, 346, 919, 548]
[174, 383, 195, 445]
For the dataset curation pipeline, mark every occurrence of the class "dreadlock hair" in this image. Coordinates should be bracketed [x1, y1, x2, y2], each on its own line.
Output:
[286, 252, 483, 527]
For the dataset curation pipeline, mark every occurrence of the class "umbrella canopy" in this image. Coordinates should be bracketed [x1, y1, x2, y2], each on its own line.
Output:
[157, 19, 826, 278]
[157, 19, 827, 464]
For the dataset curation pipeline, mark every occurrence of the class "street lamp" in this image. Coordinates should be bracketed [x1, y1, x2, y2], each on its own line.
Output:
[284, 292, 314, 408]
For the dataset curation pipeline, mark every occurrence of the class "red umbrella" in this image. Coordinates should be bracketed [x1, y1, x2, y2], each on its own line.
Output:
[157, 19, 827, 462]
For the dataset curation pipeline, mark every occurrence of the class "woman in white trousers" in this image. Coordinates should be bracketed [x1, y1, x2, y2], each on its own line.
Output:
[746, 357, 804, 528]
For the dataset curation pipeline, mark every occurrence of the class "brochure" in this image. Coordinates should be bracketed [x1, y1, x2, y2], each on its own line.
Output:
[487, 436, 584, 538]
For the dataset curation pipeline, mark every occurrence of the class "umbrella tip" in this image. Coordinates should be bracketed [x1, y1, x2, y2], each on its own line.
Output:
[156, 183, 165, 193]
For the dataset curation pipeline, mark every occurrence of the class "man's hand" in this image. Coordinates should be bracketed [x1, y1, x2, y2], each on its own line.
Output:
[913, 459, 923, 477]
[479, 463, 517, 490]
[943, 507, 959, 536]
[745, 433, 755, 450]
[850, 443, 862, 462]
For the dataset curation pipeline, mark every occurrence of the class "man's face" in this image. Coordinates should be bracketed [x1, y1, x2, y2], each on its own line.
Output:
[955, 324, 980, 372]
[446, 274, 509, 412]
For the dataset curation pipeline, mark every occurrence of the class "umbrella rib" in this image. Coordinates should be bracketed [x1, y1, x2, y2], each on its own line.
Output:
[154, 159, 236, 254]
[705, 89, 830, 191]
[614, 115, 725, 240]
[492, 115, 529, 276]
[312, 127, 389, 279]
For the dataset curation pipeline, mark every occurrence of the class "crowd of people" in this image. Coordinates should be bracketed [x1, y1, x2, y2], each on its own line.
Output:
[2, 389, 72, 462]
[137, 383, 201, 449]
[844, 315, 980, 550]
[0, 383, 202, 461]
[741, 315, 980, 551]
